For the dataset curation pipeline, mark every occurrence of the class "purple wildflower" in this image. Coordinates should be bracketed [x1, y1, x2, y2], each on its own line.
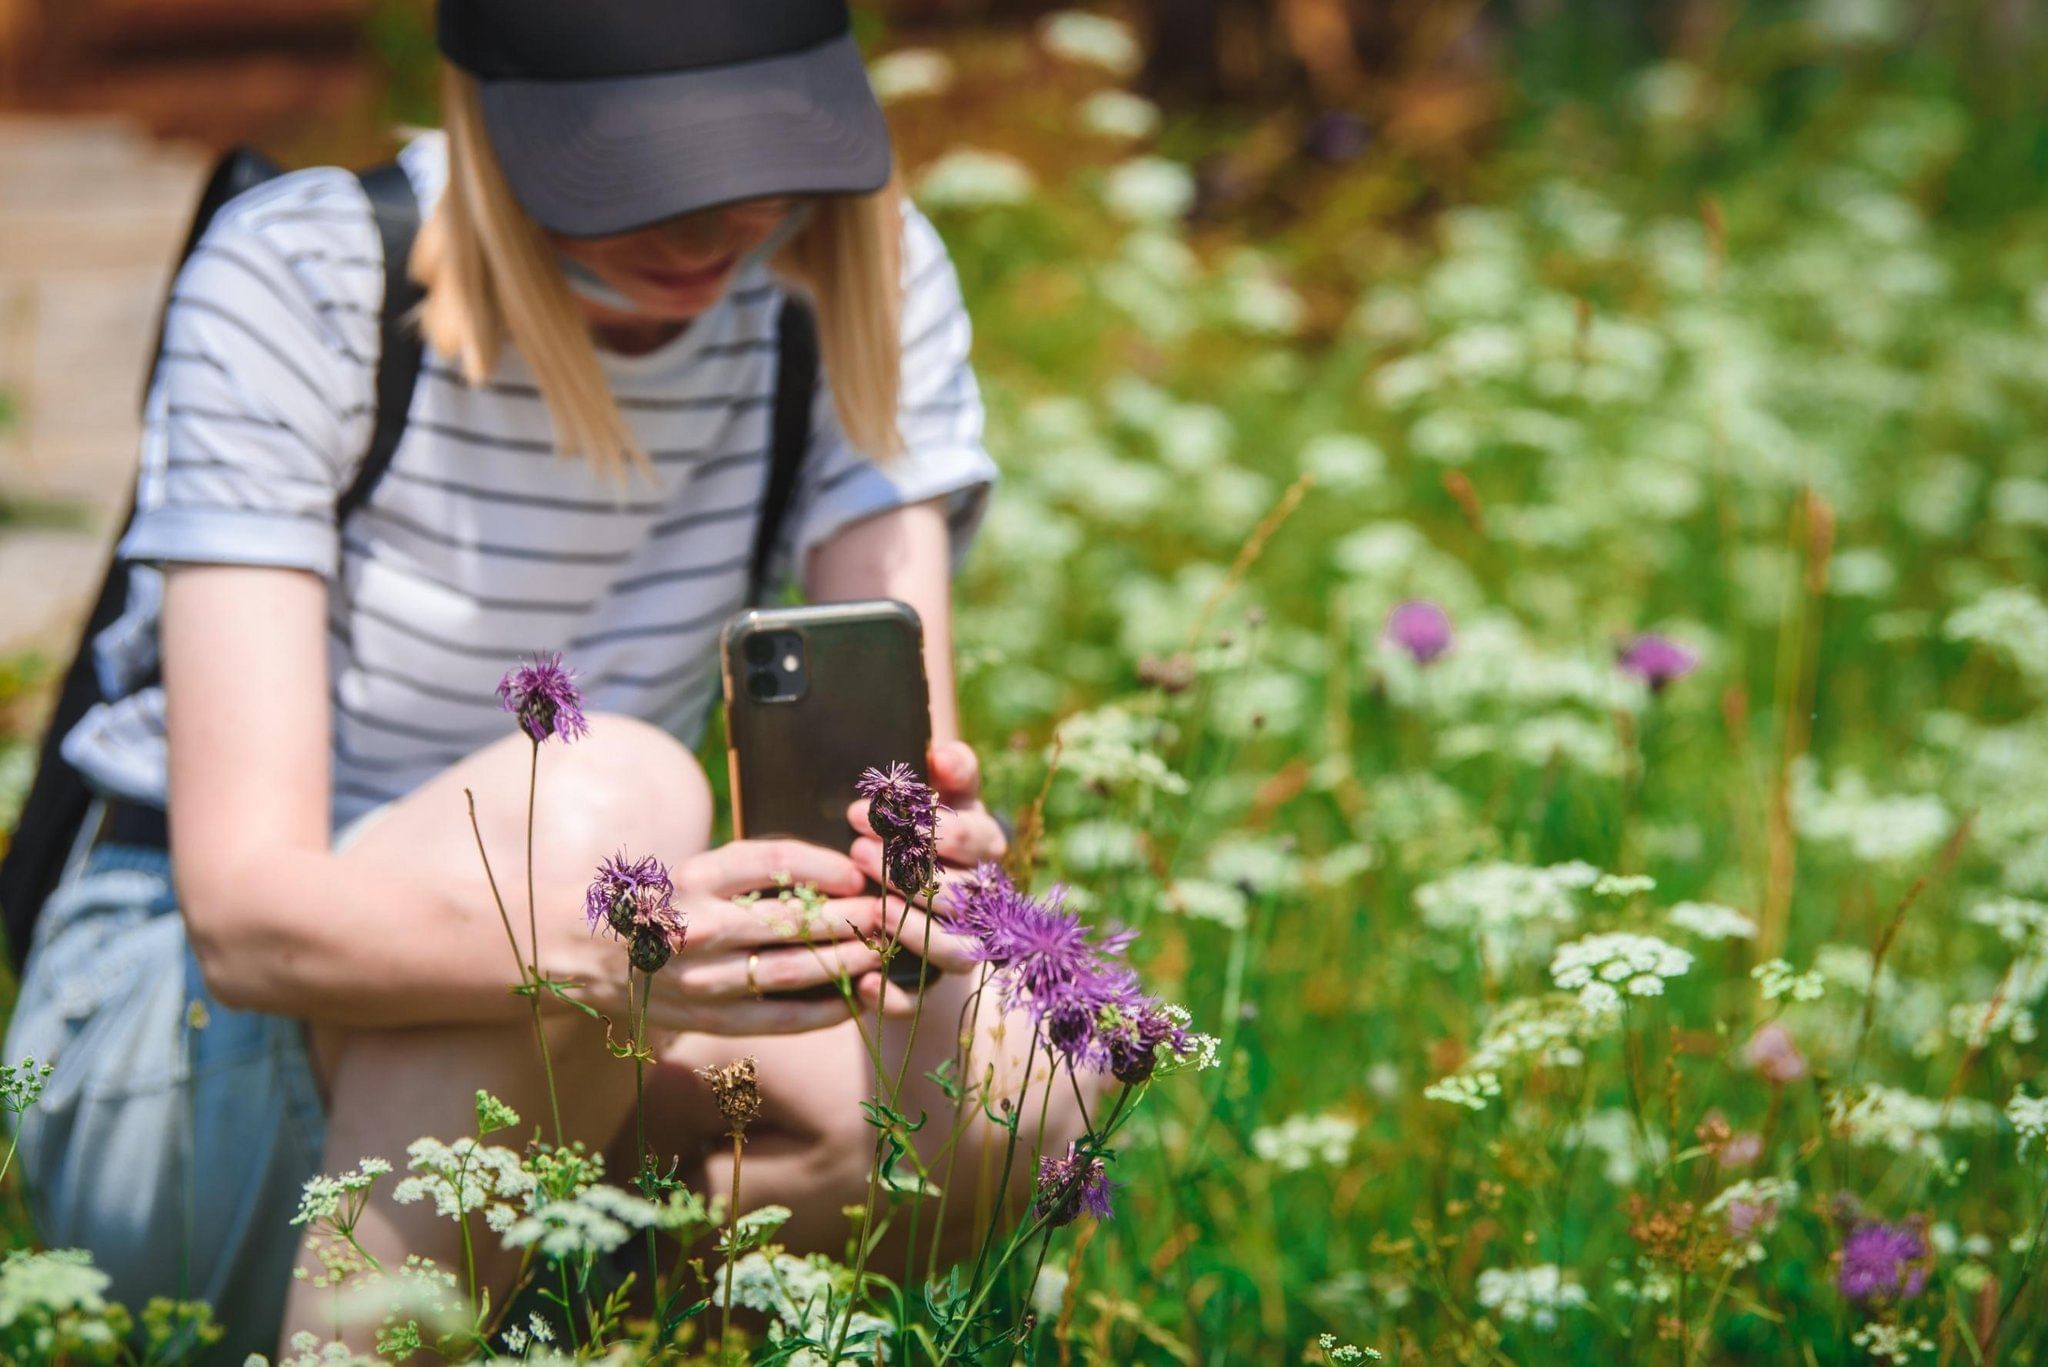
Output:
[1034, 1143, 1115, 1227]
[855, 762, 941, 894]
[973, 884, 1108, 1012]
[1384, 600, 1454, 665]
[1101, 997, 1190, 1085]
[585, 852, 686, 973]
[944, 861, 1024, 941]
[1837, 1221, 1930, 1304]
[498, 653, 589, 744]
[1618, 633, 1699, 694]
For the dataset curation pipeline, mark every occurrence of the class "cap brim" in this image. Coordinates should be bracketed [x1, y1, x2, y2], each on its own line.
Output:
[478, 31, 892, 238]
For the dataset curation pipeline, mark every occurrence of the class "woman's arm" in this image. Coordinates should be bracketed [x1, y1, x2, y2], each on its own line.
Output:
[803, 497, 961, 744]
[161, 563, 585, 1024]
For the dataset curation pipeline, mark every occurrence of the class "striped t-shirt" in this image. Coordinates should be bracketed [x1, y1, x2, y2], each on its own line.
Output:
[64, 133, 997, 831]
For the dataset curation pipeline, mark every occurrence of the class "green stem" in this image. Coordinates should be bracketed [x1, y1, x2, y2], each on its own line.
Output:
[465, 789, 562, 1147]
[523, 744, 565, 1145]
[719, 1131, 744, 1365]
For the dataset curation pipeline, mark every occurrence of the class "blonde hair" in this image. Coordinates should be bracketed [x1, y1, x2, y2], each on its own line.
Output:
[414, 65, 904, 480]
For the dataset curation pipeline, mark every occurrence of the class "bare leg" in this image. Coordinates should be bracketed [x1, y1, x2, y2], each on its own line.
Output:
[649, 964, 1104, 1267]
[281, 714, 713, 1349]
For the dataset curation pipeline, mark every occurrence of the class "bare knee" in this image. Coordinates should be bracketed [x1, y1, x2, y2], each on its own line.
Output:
[503, 712, 714, 880]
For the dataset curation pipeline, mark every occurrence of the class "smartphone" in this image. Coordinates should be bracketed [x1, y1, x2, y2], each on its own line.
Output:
[720, 598, 939, 996]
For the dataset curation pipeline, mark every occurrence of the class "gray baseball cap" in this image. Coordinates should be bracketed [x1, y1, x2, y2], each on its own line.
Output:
[438, 0, 893, 238]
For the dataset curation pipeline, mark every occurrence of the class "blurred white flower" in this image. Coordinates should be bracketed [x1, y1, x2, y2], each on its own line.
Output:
[1947, 586, 2048, 690]
[916, 148, 1035, 210]
[1080, 89, 1160, 140]
[1475, 1265, 1587, 1329]
[1424, 1071, 1502, 1110]
[2009, 1089, 2048, 1156]
[1039, 10, 1142, 74]
[1790, 758, 1951, 866]
[1668, 902, 1758, 941]
[868, 48, 952, 102]
[1251, 1112, 1359, 1171]
[1298, 434, 1386, 493]
[1828, 1084, 2000, 1159]
[1751, 958, 1826, 1002]
[1102, 157, 1195, 224]
[1564, 1107, 1667, 1185]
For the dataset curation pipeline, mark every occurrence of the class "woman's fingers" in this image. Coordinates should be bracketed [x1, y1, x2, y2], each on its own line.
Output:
[680, 838, 865, 899]
[845, 800, 1007, 867]
[685, 894, 885, 953]
[668, 994, 896, 1037]
[668, 940, 884, 1003]
[931, 739, 981, 805]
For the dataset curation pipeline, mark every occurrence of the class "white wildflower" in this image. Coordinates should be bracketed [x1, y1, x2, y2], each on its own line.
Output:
[1850, 1321, 1934, 1364]
[916, 149, 1035, 210]
[390, 1138, 535, 1231]
[1030, 1265, 1070, 1319]
[1668, 901, 1758, 941]
[1102, 156, 1196, 224]
[1251, 1112, 1358, 1172]
[292, 1157, 391, 1228]
[1039, 10, 1141, 74]
[502, 1184, 665, 1260]
[1414, 860, 1603, 966]
[868, 48, 952, 102]
[2009, 1088, 2048, 1156]
[1080, 90, 1160, 140]
[1828, 1085, 2001, 1160]
[1969, 896, 2048, 948]
[1564, 1108, 1667, 1185]
[1550, 933, 1693, 1010]
[1752, 958, 1826, 1002]
[1298, 434, 1386, 493]
[1424, 1071, 1502, 1111]
[1166, 879, 1248, 930]
[1591, 873, 1657, 898]
[1790, 758, 1951, 865]
[1946, 586, 2048, 689]
[1474, 1264, 1587, 1329]
[712, 1251, 892, 1366]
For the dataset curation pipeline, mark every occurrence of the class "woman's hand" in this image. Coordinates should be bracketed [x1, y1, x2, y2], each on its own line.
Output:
[845, 740, 1009, 1001]
[590, 838, 908, 1036]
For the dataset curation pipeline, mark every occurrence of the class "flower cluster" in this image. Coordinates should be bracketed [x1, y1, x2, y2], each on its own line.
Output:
[585, 851, 686, 973]
[1549, 932, 1693, 1013]
[946, 862, 1208, 1085]
[1837, 1221, 1930, 1304]
[855, 762, 942, 894]
[497, 653, 589, 745]
[1035, 1142, 1116, 1227]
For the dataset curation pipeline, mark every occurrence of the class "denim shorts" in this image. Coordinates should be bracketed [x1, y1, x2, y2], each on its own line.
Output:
[3, 839, 326, 1362]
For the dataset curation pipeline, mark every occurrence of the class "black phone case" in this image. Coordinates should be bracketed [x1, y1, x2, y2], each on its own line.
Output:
[720, 599, 938, 995]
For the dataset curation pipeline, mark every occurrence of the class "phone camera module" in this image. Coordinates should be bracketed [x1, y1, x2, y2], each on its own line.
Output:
[746, 669, 779, 701]
[743, 633, 775, 666]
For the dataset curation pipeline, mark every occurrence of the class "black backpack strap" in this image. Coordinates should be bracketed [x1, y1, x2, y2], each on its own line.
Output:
[337, 162, 426, 522]
[749, 296, 819, 604]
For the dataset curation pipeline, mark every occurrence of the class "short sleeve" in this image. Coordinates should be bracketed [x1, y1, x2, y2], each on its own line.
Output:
[119, 177, 380, 579]
[781, 202, 999, 584]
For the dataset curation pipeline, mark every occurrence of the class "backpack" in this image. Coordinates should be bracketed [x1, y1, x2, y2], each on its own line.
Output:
[0, 146, 820, 970]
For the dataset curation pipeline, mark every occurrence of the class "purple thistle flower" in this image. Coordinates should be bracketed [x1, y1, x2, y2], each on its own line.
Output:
[855, 762, 941, 894]
[1385, 600, 1454, 665]
[498, 653, 589, 744]
[1034, 1143, 1115, 1227]
[585, 851, 686, 973]
[1102, 997, 1190, 1085]
[1618, 633, 1700, 694]
[973, 884, 1108, 1011]
[1837, 1221, 1930, 1304]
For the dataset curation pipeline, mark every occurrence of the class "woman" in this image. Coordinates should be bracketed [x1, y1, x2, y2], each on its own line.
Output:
[4, 0, 1090, 1355]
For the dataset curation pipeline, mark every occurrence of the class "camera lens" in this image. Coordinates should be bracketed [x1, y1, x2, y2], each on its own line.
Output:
[747, 669, 778, 701]
[743, 633, 774, 666]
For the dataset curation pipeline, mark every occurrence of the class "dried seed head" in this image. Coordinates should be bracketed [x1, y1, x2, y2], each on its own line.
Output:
[696, 1056, 763, 1137]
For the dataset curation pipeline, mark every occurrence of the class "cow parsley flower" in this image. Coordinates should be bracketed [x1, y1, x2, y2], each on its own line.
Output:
[1850, 1321, 1935, 1365]
[292, 1157, 392, 1228]
[502, 1184, 665, 1259]
[1250, 1112, 1359, 1172]
[1039, 10, 1141, 74]
[1424, 1071, 1502, 1111]
[390, 1138, 536, 1232]
[1415, 860, 1602, 966]
[497, 653, 588, 744]
[1550, 933, 1693, 1010]
[917, 149, 1035, 210]
[1752, 958, 1826, 1002]
[2009, 1088, 2048, 1155]
[1475, 1264, 1587, 1328]
[1829, 1086, 2001, 1159]
[1669, 901, 1758, 941]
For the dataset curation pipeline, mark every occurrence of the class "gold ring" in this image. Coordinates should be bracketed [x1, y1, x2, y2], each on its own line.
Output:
[745, 952, 763, 999]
